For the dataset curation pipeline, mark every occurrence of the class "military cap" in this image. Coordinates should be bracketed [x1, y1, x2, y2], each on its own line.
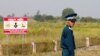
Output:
[65, 13, 77, 22]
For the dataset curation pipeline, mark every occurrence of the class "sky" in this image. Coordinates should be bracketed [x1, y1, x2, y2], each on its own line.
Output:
[0, 0, 100, 18]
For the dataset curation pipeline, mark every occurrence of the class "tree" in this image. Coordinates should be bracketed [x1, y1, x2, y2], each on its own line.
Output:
[62, 8, 75, 20]
[80, 17, 96, 22]
[34, 10, 44, 21]
[45, 15, 54, 20]
[34, 10, 56, 22]
[0, 15, 3, 22]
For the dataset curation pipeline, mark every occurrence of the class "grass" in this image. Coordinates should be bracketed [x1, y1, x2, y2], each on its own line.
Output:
[0, 21, 100, 47]
[0, 21, 100, 44]
[0, 20, 100, 55]
[6, 47, 100, 56]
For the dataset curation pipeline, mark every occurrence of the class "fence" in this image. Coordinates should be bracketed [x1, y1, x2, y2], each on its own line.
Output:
[0, 37, 100, 55]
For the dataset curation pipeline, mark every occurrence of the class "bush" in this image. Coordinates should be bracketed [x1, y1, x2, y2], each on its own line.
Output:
[2, 43, 32, 55]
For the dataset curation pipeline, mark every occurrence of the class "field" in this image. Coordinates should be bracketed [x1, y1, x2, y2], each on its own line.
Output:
[0, 21, 100, 43]
[32, 46, 100, 56]
[7, 46, 100, 56]
[0, 20, 100, 55]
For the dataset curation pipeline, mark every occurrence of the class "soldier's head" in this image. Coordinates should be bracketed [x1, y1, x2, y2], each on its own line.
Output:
[65, 13, 77, 27]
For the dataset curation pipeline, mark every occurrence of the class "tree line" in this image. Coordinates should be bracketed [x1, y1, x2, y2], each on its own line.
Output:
[0, 8, 100, 22]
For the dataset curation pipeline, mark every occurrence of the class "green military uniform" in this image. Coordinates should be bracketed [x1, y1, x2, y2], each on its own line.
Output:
[61, 13, 77, 56]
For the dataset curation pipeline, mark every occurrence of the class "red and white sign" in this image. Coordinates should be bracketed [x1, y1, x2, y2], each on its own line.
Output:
[3, 17, 28, 34]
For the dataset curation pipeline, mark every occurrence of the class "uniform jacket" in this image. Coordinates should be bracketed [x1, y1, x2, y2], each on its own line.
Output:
[61, 25, 76, 51]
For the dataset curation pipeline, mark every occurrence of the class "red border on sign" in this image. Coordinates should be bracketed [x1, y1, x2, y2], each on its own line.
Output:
[3, 17, 28, 34]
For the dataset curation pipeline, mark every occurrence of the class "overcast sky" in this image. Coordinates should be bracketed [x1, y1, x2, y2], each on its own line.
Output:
[0, 0, 100, 18]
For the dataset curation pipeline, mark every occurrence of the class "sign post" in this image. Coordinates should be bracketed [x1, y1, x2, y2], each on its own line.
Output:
[3, 17, 28, 55]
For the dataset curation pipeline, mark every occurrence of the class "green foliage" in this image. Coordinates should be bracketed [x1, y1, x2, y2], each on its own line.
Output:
[0, 15, 3, 22]
[34, 10, 44, 21]
[34, 15, 44, 21]
[45, 15, 55, 20]
[34, 11, 55, 22]
[80, 17, 97, 22]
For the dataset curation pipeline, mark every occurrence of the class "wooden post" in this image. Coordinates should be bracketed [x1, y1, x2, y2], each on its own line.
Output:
[32, 42, 36, 53]
[22, 34, 25, 56]
[0, 45, 2, 56]
[53, 40, 57, 52]
[86, 37, 90, 47]
[6, 35, 9, 56]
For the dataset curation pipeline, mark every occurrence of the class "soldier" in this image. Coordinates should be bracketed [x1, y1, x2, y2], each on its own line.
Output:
[61, 13, 77, 56]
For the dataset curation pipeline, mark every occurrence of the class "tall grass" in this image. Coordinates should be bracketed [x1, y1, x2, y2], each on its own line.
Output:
[0, 21, 100, 55]
[0, 21, 100, 44]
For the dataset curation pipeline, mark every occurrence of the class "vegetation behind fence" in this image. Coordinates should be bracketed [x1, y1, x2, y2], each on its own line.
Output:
[0, 22, 100, 55]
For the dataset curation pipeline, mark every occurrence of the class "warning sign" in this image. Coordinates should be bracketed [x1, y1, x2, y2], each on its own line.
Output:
[3, 17, 28, 34]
